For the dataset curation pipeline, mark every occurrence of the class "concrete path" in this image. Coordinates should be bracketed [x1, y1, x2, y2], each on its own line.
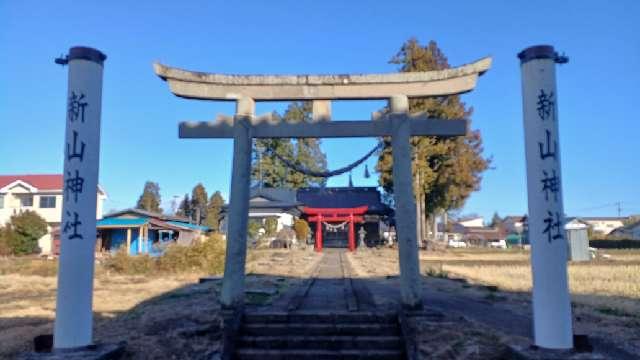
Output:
[297, 249, 348, 311]
[265, 249, 374, 313]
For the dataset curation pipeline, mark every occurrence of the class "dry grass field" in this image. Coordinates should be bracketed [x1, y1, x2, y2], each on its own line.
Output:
[350, 247, 640, 356]
[0, 248, 320, 359]
[2, 246, 638, 358]
[421, 248, 640, 316]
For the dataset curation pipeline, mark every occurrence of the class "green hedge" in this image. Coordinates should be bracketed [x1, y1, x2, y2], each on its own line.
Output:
[589, 239, 640, 249]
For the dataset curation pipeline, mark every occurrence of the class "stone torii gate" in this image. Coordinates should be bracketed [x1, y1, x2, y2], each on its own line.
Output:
[154, 58, 491, 311]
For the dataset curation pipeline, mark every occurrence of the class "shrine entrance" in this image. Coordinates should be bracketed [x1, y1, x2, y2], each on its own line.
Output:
[52, 44, 575, 351]
[152, 57, 493, 313]
[304, 206, 367, 251]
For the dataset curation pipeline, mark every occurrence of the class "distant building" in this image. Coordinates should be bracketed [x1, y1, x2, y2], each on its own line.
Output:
[573, 217, 627, 235]
[245, 187, 300, 232]
[457, 216, 484, 228]
[439, 218, 505, 246]
[0, 174, 107, 255]
[502, 215, 527, 235]
[461, 226, 505, 246]
[96, 208, 210, 256]
[0, 174, 107, 227]
[609, 220, 640, 240]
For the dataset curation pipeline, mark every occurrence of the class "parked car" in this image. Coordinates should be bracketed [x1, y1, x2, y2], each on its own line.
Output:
[448, 239, 467, 248]
[489, 239, 507, 249]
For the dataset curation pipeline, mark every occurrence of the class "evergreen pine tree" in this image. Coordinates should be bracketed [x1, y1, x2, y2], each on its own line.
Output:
[176, 194, 191, 218]
[376, 38, 490, 240]
[191, 183, 208, 225]
[252, 102, 327, 188]
[206, 191, 225, 232]
[136, 181, 162, 213]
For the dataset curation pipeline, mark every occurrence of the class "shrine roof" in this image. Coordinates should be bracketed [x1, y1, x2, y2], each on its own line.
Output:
[297, 187, 391, 215]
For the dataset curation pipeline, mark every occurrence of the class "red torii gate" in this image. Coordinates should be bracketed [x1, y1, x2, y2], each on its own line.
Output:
[303, 206, 368, 252]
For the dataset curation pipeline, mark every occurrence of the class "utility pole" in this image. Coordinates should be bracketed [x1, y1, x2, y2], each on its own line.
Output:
[616, 201, 622, 217]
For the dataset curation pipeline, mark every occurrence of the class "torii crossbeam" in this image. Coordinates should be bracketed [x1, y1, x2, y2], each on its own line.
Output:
[154, 57, 491, 313]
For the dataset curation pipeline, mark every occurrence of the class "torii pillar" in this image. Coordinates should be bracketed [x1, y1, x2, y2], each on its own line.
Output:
[389, 95, 422, 309]
[219, 97, 254, 309]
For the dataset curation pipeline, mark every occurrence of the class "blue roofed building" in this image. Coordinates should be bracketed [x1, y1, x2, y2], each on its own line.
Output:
[96, 208, 210, 256]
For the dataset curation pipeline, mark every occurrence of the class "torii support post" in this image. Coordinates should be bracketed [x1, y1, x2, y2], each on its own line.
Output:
[54, 46, 106, 349]
[390, 95, 423, 310]
[348, 214, 355, 252]
[519, 45, 573, 349]
[315, 214, 323, 252]
[220, 98, 254, 309]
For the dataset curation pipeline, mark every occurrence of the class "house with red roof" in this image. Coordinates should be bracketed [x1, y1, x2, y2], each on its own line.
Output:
[0, 174, 107, 254]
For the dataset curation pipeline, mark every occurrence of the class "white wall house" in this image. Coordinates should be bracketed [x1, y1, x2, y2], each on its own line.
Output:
[610, 221, 640, 240]
[578, 217, 626, 235]
[220, 187, 300, 239]
[457, 216, 485, 228]
[0, 174, 107, 254]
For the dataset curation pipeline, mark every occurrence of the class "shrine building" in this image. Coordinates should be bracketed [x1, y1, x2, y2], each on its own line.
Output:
[226, 186, 392, 251]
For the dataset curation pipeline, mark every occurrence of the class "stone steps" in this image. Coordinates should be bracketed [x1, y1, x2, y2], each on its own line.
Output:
[235, 348, 404, 360]
[238, 335, 403, 350]
[241, 323, 401, 336]
[235, 312, 405, 359]
[243, 312, 398, 324]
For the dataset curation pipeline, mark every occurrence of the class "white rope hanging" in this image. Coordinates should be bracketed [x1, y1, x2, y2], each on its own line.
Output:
[323, 221, 348, 232]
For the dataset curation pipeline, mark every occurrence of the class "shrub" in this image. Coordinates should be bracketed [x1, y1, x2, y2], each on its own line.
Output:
[0, 227, 12, 256]
[6, 211, 48, 255]
[247, 219, 262, 240]
[293, 219, 310, 242]
[102, 233, 226, 275]
[264, 217, 278, 236]
[103, 247, 155, 275]
[158, 233, 226, 274]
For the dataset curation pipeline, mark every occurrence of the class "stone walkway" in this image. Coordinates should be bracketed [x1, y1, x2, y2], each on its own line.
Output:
[265, 248, 374, 313]
[297, 249, 348, 311]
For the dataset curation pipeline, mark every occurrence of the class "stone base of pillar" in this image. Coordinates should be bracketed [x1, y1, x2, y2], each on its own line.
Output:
[398, 308, 445, 360]
[20, 341, 126, 360]
[220, 305, 244, 360]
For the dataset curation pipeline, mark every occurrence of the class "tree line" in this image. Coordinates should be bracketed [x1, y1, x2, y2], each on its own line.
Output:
[135, 181, 225, 232]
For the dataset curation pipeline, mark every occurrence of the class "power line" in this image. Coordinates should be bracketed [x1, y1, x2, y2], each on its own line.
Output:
[575, 201, 631, 216]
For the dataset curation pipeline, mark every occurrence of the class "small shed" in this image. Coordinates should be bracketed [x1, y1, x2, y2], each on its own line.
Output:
[565, 220, 590, 261]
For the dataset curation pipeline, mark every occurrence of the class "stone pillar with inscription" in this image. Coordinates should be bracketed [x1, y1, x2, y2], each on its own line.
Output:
[518, 45, 573, 349]
[54, 47, 106, 349]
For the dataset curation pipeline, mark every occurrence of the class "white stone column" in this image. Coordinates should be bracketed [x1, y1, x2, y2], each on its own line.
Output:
[54, 46, 106, 348]
[220, 97, 254, 308]
[519, 45, 573, 349]
[389, 95, 423, 309]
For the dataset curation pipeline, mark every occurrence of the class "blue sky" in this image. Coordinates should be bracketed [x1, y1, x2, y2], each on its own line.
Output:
[1, 1, 638, 220]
